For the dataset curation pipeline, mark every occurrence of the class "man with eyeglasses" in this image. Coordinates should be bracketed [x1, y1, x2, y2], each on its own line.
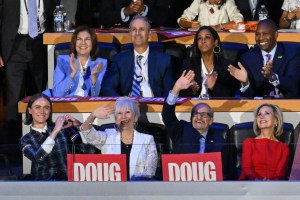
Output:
[162, 70, 230, 179]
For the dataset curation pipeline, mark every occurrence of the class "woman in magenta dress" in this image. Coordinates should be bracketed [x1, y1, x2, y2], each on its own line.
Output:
[239, 103, 290, 180]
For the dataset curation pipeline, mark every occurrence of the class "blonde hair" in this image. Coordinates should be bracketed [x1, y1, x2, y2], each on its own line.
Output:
[253, 103, 284, 137]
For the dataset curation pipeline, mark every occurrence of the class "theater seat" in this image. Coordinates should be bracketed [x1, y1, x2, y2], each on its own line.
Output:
[228, 121, 294, 179]
[209, 122, 229, 140]
[95, 122, 168, 180]
[164, 43, 187, 78]
[120, 42, 166, 53]
[222, 42, 249, 64]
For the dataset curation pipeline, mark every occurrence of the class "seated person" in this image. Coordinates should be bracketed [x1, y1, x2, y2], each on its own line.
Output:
[162, 70, 230, 179]
[239, 103, 290, 180]
[19, 93, 97, 180]
[228, 19, 300, 98]
[98, 0, 175, 28]
[279, 0, 300, 29]
[178, 0, 244, 31]
[100, 15, 174, 97]
[234, 0, 261, 21]
[180, 26, 238, 97]
[52, 25, 107, 96]
[79, 97, 158, 180]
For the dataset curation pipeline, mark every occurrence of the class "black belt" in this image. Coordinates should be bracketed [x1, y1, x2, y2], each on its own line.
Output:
[16, 34, 42, 39]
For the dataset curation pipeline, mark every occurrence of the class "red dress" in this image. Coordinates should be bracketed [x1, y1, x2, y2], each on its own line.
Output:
[239, 138, 290, 180]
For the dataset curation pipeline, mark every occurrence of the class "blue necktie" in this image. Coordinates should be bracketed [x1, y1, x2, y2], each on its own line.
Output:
[28, 0, 38, 38]
[131, 55, 143, 97]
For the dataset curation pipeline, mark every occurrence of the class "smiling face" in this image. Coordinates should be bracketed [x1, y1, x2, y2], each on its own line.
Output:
[197, 29, 218, 55]
[75, 30, 92, 58]
[191, 106, 213, 133]
[256, 106, 277, 131]
[28, 97, 51, 128]
[255, 22, 278, 52]
[130, 18, 150, 49]
[115, 107, 137, 131]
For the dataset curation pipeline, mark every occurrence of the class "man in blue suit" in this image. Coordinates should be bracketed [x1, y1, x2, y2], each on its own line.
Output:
[228, 19, 300, 98]
[100, 15, 175, 97]
[162, 70, 230, 179]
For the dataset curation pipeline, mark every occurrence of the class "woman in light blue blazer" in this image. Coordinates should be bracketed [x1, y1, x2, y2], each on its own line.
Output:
[79, 97, 158, 180]
[53, 25, 107, 96]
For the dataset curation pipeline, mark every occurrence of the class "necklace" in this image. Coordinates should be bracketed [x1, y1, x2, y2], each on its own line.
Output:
[121, 133, 134, 147]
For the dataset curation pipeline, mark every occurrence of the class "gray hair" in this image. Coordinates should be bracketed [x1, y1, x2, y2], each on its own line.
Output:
[253, 103, 284, 137]
[129, 15, 151, 31]
[114, 97, 140, 120]
[190, 102, 214, 121]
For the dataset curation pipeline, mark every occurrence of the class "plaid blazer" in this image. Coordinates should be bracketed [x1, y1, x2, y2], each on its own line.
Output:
[19, 125, 100, 180]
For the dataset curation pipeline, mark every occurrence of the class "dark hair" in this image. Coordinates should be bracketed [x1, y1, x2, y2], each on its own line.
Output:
[70, 25, 98, 60]
[129, 15, 151, 31]
[191, 26, 224, 67]
[257, 19, 278, 33]
[202, 0, 226, 8]
[24, 93, 53, 125]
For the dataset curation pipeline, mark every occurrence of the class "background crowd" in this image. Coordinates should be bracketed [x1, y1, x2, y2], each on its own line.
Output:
[0, 0, 299, 181]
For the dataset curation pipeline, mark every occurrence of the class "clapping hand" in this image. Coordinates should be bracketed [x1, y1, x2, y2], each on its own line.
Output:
[228, 62, 248, 85]
[261, 60, 273, 79]
[69, 53, 78, 79]
[205, 71, 218, 90]
[91, 62, 103, 85]
[190, 81, 200, 95]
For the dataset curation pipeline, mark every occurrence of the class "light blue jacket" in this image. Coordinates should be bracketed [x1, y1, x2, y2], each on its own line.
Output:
[53, 55, 107, 96]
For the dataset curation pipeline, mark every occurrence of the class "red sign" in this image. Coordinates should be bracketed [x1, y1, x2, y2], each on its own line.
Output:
[162, 153, 223, 181]
[67, 154, 127, 181]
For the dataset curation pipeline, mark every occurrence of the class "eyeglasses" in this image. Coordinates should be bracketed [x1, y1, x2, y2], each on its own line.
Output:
[192, 112, 210, 118]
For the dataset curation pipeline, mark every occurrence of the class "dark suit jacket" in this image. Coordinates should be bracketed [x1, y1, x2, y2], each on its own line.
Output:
[234, 0, 262, 21]
[240, 42, 300, 98]
[235, 0, 283, 26]
[100, 49, 175, 97]
[98, 0, 175, 28]
[162, 101, 230, 179]
[19, 126, 100, 180]
[0, 0, 58, 63]
[180, 58, 238, 97]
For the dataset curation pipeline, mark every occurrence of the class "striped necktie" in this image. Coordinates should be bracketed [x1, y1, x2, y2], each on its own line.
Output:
[28, 0, 39, 38]
[131, 55, 143, 97]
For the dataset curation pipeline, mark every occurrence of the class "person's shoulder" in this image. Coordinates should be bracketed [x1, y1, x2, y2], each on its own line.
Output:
[113, 50, 133, 60]
[135, 130, 154, 141]
[243, 137, 255, 143]
[57, 54, 70, 61]
[150, 50, 170, 59]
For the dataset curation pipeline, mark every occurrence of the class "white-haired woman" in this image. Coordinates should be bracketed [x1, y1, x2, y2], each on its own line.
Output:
[79, 97, 158, 180]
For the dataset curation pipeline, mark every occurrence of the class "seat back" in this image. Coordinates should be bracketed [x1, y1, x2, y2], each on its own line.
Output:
[228, 121, 294, 179]
[120, 42, 166, 53]
[222, 42, 249, 64]
[209, 122, 229, 140]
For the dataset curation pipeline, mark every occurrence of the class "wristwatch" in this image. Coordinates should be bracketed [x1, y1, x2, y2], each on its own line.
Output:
[269, 73, 277, 82]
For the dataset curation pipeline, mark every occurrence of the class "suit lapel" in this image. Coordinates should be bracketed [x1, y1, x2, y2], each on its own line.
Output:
[272, 43, 285, 73]
[129, 130, 143, 178]
[147, 50, 155, 92]
[124, 51, 135, 95]
[204, 131, 215, 153]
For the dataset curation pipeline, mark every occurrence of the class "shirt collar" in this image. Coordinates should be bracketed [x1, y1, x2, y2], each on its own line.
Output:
[261, 43, 277, 60]
[31, 124, 48, 133]
[134, 46, 149, 63]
